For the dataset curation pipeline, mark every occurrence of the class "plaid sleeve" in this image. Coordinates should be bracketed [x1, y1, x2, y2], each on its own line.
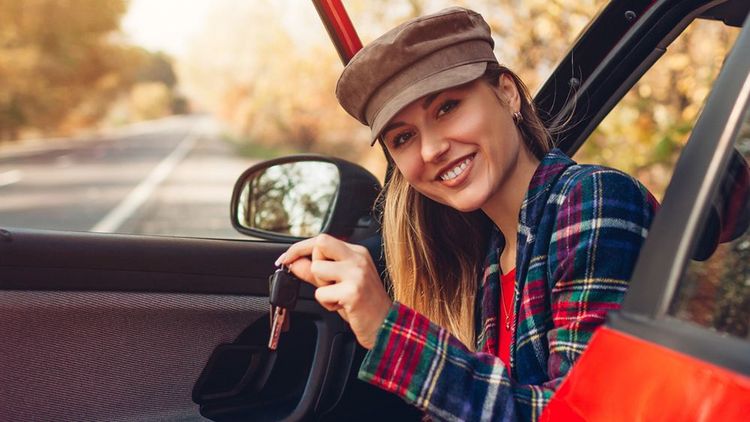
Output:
[359, 301, 518, 422]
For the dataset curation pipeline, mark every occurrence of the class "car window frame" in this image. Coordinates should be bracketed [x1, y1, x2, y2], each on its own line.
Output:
[540, 0, 745, 156]
[610, 11, 750, 376]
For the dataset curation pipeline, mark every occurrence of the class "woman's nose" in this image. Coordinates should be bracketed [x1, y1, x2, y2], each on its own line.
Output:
[420, 132, 450, 163]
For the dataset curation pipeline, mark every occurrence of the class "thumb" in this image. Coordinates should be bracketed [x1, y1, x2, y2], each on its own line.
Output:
[287, 258, 314, 284]
[314, 284, 349, 322]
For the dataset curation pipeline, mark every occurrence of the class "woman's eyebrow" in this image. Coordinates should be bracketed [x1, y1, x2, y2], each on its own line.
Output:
[421, 92, 441, 110]
[381, 121, 406, 139]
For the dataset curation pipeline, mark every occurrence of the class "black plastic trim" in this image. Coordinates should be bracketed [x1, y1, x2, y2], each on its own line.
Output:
[623, 13, 750, 317]
[195, 299, 355, 421]
[700, 0, 750, 26]
[536, 0, 736, 156]
[0, 227, 326, 298]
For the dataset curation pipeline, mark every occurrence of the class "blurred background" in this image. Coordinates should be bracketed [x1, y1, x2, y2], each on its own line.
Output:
[0, 0, 740, 239]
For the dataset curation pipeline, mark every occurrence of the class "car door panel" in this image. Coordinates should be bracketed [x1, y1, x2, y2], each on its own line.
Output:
[0, 228, 282, 295]
[0, 228, 309, 421]
[0, 228, 419, 421]
[1, 290, 266, 421]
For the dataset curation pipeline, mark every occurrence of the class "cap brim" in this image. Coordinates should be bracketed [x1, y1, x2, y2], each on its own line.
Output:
[369, 62, 488, 146]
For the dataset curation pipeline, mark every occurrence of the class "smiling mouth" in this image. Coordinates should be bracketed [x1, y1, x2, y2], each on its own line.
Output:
[438, 154, 475, 181]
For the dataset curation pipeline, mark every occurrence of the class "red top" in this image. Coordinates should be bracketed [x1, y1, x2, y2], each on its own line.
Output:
[499, 268, 516, 370]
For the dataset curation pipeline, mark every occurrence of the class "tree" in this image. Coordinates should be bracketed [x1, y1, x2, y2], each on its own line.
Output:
[135, 51, 177, 89]
[0, 0, 138, 139]
[178, 0, 737, 188]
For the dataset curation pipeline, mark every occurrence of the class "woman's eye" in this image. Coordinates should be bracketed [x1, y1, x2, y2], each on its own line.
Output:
[390, 131, 414, 148]
[436, 99, 459, 118]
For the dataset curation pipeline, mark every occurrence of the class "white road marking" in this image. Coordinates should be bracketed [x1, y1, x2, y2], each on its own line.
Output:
[0, 170, 22, 187]
[90, 133, 198, 233]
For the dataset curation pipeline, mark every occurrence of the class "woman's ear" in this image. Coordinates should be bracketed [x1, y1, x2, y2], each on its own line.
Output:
[494, 73, 521, 113]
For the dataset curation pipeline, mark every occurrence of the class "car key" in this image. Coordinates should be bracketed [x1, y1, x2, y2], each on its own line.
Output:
[268, 264, 301, 350]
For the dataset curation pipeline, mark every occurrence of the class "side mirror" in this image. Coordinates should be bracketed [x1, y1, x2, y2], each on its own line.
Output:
[231, 155, 382, 242]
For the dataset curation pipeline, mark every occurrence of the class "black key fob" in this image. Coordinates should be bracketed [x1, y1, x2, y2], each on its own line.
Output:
[268, 265, 301, 310]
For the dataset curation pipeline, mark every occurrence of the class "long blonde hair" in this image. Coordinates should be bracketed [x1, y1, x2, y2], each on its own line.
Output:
[380, 64, 552, 349]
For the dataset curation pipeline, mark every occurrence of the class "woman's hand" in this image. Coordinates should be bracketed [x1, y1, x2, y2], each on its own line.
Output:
[276, 234, 392, 350]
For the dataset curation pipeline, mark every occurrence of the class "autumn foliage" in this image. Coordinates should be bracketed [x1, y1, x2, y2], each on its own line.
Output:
[1, 0, 739, 199]
[0, 0, 181, 140]
[178, 0, 738, 196]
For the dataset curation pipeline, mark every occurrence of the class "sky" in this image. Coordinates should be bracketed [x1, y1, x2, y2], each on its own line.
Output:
[120, 0, 326, 58]
[121, 0, 216, 57]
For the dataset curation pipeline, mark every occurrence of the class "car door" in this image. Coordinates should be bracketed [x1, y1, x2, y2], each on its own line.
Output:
[543, 6, 750, 418]
[0, 167, 416, 421]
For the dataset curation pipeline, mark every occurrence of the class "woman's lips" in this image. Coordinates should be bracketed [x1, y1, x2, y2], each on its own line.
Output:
[437, 153, 476, 187]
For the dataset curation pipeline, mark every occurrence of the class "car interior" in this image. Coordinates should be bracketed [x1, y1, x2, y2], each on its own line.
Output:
[1, 0, 748, 421]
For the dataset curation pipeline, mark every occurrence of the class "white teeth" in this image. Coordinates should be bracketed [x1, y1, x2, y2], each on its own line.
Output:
[440, 156, 473, 181]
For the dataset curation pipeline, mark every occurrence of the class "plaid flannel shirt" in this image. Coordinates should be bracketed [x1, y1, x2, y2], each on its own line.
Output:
[358, 149, 659, 421]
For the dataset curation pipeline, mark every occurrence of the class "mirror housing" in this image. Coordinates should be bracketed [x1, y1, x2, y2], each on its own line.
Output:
[231, 155, 382, 242]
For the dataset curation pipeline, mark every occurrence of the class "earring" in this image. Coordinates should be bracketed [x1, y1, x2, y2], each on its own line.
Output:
[512, 111, 523, 125]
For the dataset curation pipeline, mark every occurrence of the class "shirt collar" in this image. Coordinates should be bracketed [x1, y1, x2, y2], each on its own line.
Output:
[482, 149, 574, 285]
[519, 148, 576, 234]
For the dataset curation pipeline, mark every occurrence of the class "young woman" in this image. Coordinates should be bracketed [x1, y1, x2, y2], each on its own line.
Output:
[277, 7, 659, 421]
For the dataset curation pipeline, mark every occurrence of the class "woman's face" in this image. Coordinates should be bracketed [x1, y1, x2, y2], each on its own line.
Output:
[381, 75, 524, 212]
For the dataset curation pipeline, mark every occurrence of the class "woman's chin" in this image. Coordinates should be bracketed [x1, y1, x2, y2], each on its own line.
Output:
[451, 203, 484, 213]
[421, 188, 489, 212]
[445, 195, 488, 213]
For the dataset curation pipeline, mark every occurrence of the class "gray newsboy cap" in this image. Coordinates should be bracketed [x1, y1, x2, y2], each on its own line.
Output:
[336, 7, 498, 145]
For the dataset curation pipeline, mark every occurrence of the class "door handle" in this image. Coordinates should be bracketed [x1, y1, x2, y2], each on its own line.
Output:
[193, 299, 354, 421]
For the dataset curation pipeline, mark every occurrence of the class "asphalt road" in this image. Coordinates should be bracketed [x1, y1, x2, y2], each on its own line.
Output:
[0, 115, 256, 240]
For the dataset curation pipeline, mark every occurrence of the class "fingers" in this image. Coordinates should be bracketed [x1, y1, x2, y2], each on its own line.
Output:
[291, 258, 357, 288]
[314, 283, 349, 310]
[279, 234, 359, 287]
[309, 260, 345, 284]
[286, 257, 314, 284]
[287, 258, 337, 287]
[312, 237, 326, 269]
[276, 234, 352, 266]
[314, 284, 347, 322]
[276, 234, 383, 338]
[275, 237, 316, 266]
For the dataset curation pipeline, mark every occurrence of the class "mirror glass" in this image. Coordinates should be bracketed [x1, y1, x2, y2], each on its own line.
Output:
[237, 161, 340, 237]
